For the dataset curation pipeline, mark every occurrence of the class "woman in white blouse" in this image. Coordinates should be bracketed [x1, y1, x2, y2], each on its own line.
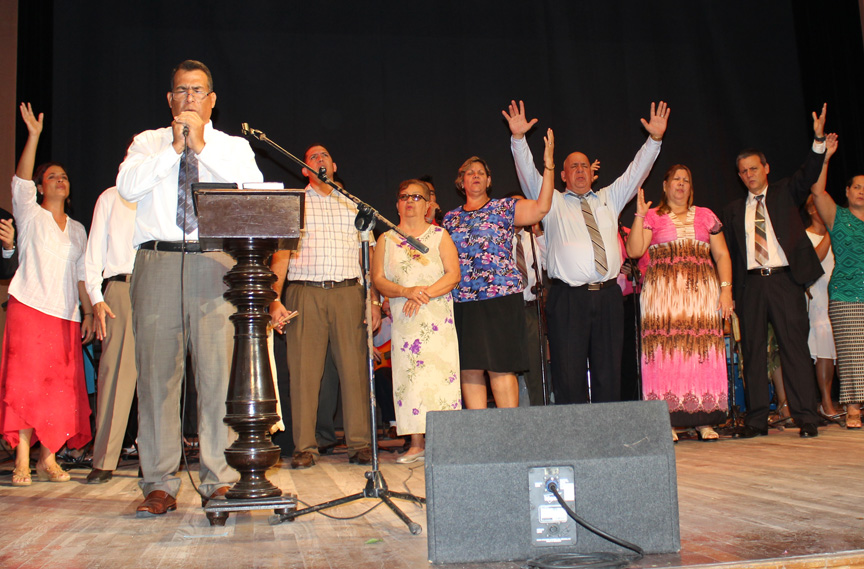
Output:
[0, 103, 94, 486]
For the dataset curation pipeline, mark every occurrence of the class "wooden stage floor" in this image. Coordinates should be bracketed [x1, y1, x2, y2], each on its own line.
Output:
[1, 421, 863, 569]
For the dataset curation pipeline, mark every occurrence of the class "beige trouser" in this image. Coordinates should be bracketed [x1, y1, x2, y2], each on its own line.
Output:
[91, 280, 137, 470]
[283, 282, 371, 455]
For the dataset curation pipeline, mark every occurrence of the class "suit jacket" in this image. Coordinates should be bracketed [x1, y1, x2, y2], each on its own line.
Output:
[722, 149, 824, 301]
[0, 207, 18, 281]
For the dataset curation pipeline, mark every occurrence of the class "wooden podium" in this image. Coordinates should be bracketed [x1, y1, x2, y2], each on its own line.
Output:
[192, 183, 304, 525]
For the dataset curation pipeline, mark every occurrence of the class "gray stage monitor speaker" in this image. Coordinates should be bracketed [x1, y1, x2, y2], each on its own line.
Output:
[425, 401, 680, 564]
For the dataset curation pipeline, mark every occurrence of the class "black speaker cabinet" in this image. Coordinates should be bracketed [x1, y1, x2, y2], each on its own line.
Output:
[425, 401, 680, 564]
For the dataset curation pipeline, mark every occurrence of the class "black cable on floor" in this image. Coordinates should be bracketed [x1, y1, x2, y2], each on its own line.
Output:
[524, 482, 644, 569]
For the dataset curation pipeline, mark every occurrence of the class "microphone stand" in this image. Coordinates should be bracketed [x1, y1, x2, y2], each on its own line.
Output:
[526, 229, 550, 405]
[242, 124, 426, 534]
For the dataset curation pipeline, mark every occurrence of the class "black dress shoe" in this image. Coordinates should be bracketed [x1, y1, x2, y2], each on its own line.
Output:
[86, 469, 113, 484]
[738, 425, 768, 438]
[349, 448, 373, 465]
[799, 423, 819, 438]
[290, 451, 316, 469]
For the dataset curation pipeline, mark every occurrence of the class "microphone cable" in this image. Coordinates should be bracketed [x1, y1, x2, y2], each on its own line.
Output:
[177, 125, 209, 504]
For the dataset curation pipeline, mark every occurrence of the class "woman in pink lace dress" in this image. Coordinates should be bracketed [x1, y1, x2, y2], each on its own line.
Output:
[626, 165, 734, 441]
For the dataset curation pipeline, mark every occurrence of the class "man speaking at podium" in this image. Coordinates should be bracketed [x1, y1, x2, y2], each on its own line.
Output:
[117, 60, 263, 518]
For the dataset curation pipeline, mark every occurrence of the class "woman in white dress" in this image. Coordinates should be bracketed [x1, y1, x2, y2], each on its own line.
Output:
[371, 180, 462, 463]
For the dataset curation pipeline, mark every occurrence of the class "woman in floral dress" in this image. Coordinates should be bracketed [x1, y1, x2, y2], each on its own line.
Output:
[372, 180, 462, 463]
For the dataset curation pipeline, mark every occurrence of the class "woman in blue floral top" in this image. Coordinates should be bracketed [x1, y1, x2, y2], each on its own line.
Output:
[442, 128, 556, 409]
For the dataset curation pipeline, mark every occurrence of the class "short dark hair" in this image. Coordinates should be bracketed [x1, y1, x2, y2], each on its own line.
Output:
[736, 148, 767, 169]
[846, 175, 864, 188]
[171, 60, 213, 92]
[454, 156, 492, 198]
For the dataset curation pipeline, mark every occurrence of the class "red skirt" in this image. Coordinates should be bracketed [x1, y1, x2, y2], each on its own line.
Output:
[0, 296, 91, 451]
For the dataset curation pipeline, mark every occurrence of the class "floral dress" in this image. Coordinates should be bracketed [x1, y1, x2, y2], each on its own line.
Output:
[640, 206, 728, 427]
[382, 225, 462, 435]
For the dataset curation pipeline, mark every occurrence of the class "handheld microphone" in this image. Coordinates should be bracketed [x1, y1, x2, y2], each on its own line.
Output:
[182, 124, 189, 137]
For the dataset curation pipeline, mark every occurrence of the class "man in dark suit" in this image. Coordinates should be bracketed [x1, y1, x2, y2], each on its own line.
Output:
[721, 104, 827, 439]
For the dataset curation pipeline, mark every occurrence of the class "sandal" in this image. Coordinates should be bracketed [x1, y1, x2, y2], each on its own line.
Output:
[671, 429, 678, 443]
[697, 426, 719, 441]
[35, 463, 71, 483]
[845, 413, 862, 430]
[11, 467, 32, 487]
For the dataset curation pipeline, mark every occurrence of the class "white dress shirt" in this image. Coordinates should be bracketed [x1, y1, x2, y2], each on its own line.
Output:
[286, 185, 362, 282]
[511, 135, 661, 286]
[744, 187, 790, 270]
[9, 175, 87, 322]
[84, 186, 137, 305]
[117, 122, 263, 246]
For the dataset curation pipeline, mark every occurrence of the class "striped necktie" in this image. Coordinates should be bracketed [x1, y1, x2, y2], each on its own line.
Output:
[580, 196, 607, 275]
[754, 194, 768, 266]
[515, 233, 528, 285]
[176, 148, 199, 233]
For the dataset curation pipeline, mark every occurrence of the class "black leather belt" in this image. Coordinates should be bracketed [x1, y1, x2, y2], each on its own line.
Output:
[289, 278, 359, 289]
[747, 266, 789, 276]
[139, 240, 202, 253]
[550, 278, 617, 291]
[105, 274, 132, 283]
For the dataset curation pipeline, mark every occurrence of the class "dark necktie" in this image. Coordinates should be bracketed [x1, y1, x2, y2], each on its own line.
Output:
[580, 196, 607, 274]
[754, 195, 768, 266]
[176, 148, 199, 233]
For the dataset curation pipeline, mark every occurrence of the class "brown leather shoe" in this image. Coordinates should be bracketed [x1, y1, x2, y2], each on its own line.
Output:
[349, 448, 373, 465]
[136, 490, 177, 518]
[201, 485, 230, 507]
[291, 451, 316, 469]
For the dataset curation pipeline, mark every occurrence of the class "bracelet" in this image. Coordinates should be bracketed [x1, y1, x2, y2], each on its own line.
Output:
[650, 134, 663, 141]
[83, 312, 93, 316]
[814, 135, 826, 142]
[544, 164, 555, 171]
[720, 281, 732, 288]
[634, 213, 645, 219]
[371, 300, 382, 307]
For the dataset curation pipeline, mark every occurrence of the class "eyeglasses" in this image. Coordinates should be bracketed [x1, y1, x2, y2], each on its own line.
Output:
[398, 194, 428, 202]
[170, 88, 212, 102]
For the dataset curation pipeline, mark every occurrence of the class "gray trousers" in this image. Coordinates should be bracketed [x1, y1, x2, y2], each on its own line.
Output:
[91, 280, 137, 470]
[131, 249, 238, 498]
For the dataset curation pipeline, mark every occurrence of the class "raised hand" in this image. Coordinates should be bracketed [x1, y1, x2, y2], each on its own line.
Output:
[635, 188, 652, 217]
[640, 101, 670, 141]
[19, 102, 43, 138]
[825, 132, 838, 160]
[812, 103, 827, 138]
[591, 159, 600, 183]
[543, 128, 555, 169]
[502, 100, 539, 139]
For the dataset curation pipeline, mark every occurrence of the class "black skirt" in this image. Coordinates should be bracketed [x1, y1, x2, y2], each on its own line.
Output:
[453, 293, 528, 373]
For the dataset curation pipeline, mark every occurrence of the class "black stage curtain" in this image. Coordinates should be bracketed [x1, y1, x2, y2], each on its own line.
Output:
[15, 1, 863, 231]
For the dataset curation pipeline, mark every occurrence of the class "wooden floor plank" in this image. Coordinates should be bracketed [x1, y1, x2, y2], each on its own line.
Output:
[1, 422, 862, 568]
